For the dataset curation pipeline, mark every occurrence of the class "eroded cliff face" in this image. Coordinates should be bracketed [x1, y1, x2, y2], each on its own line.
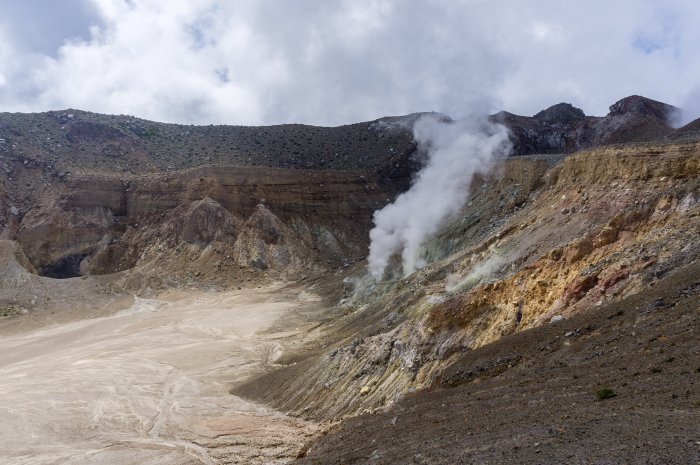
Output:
[0, 97, 687, 284]
[0, 108, 423, 284]
[236, 141, 700, 421]
[8, 165, 395, 281]
[0, 111, 423, 329]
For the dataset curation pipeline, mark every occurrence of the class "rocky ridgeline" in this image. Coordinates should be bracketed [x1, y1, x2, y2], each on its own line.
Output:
[491, 95, 682, 155]
[0, 109, 418, 176]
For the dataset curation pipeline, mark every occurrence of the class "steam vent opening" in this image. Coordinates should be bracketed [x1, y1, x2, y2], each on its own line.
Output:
[39, 254, 85, 279]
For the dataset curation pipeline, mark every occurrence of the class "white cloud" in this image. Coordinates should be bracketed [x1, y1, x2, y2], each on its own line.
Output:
[0, 0, 699, 124]
[677, 86, 700, 126]
[528, 22, 567, 44]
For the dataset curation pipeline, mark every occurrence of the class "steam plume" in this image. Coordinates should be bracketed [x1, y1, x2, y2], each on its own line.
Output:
[676, 87, 700, 127]
[367, 114, 511, 279]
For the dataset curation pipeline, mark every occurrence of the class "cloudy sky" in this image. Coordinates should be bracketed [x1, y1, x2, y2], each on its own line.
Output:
[0, 0, 699, 125]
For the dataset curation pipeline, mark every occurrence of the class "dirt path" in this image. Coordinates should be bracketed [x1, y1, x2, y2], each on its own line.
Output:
[0, 284, 323, 465]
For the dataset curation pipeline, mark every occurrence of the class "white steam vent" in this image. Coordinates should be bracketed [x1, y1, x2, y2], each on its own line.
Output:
[368, 114, 511, 280]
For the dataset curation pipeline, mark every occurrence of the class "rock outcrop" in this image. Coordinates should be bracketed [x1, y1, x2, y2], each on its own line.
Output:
[492, 95, 680, 155]
[10, 166, 395, 279]
[232, 204, 317, 274]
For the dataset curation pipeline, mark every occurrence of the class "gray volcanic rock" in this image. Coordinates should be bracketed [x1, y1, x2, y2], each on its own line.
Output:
[0, 109, 417, 178]
[592, 95, 679, 145]
[491, 104, 596, 154]
[232, 203, 317, 274]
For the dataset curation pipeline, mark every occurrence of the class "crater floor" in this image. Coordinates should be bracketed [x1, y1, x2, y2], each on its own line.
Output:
[0, 284, 323, 465]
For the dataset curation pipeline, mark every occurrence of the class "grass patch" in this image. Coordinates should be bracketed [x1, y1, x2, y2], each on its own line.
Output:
[595, 388, 616, 400]
[0, 305, 22, 319]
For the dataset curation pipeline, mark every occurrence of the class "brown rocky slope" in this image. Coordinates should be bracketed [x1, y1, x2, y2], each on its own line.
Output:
[238, 141, 699, 420]
[235, 140, 699, 464]
[297, 258, 699, 464]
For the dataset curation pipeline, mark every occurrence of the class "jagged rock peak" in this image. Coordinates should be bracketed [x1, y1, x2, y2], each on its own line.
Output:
[164, 197, 238, 246]
[242, 203, 287, 245]
[533, 102, 586, 125]
[608, 95, 679, 120]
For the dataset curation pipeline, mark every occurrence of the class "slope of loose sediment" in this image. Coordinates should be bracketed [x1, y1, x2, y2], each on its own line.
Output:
[296, 259, 699, 464]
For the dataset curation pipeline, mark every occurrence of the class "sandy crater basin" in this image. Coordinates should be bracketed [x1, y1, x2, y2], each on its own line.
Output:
[0, 285, 322, 465]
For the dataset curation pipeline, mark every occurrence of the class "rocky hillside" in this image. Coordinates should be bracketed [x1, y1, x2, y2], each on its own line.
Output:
[0, 95, 688, 286]
[233, 137, 698, 463]
[0, 114, 416, 328]
[297, 259, 699, 464]
[238, 140, 700, 419]
[0, 109, 420, 174]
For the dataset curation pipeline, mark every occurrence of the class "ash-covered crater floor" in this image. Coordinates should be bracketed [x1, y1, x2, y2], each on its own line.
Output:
[0, 284, 325, 465]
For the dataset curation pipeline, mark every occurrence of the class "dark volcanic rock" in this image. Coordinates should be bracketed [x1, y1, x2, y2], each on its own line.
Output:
[495, 95, 682, 156]
[490, 106, 593, 155]
[533, 102, 586, 125]
[593, 95, 680, 145]
[66, 121, 127, 144]
[608, 95, 678, 120]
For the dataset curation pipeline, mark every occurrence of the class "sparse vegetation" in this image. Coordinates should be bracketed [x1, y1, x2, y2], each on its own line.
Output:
[0, 109, 417, 177]
[0, 305, 22, 319]
[595, 388, 616, 400]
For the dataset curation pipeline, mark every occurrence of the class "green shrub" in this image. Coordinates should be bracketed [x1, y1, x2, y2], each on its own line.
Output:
[595, 388, 616, 400]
